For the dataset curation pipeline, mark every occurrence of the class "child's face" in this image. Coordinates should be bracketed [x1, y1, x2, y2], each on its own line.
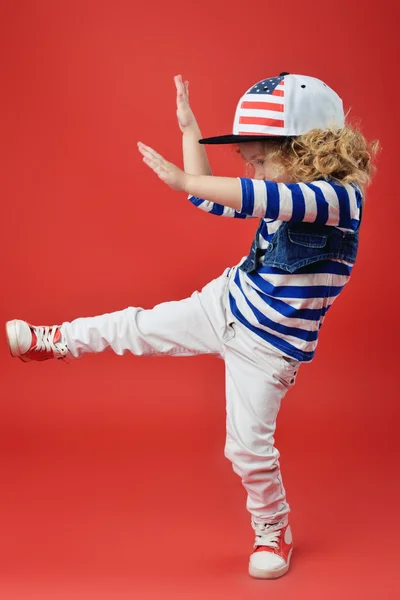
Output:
[237, 141, 292, 183]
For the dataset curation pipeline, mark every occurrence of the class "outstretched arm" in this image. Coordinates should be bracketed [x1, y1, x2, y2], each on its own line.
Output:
[137, 140, 242, 206]
[137, 143, 362, 230]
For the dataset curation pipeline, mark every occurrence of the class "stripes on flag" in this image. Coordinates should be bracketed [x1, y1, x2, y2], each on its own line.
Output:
[240, 101, 284, 112]
[235, 78, 286, 136]
[239, 116, 285, 128]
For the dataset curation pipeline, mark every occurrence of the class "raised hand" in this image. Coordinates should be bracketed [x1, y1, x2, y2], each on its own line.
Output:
[175, 74, 198, 133]
[137, 141, 188, 192]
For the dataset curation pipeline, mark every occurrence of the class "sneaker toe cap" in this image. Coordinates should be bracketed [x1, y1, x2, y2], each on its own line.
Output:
[15, 320, 33, 353]
[250, 550, 286, 570]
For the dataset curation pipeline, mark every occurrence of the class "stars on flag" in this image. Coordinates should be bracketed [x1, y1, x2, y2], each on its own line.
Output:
[248, 76, 284, 95]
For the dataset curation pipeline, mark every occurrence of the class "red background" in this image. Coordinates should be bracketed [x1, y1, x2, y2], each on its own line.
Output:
[0, 1, 398, 598]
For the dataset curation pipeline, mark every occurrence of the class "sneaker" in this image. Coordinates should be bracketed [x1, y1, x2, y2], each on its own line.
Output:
[5, 319, 70, 363]
[248, 515, 293, 579]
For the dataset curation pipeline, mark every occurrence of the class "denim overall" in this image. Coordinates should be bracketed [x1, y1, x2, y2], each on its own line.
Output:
[239, 203, 363, 275]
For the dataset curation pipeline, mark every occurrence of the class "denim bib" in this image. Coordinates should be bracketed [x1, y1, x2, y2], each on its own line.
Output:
[239, 204, 362, 274]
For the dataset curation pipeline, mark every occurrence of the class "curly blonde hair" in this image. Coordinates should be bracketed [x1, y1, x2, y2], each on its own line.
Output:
[237, 121, 380, 196]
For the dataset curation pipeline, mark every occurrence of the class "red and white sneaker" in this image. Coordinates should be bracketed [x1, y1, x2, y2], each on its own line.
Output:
[248, 515, 293, 579]
[6, 319, 70, 363]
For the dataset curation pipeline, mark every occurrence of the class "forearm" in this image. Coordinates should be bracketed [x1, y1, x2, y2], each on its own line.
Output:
[185, 175, 242, 211]
[182, 127, 213, 176]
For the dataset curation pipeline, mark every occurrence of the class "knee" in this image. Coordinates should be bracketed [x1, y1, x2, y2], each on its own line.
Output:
[224, 440, 280, 475]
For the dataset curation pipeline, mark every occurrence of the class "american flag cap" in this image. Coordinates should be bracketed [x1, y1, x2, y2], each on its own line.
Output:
[199, 72, 345, 144]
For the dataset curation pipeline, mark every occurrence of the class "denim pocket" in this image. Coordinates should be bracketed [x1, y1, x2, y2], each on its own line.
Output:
[288, 230, 327, 248]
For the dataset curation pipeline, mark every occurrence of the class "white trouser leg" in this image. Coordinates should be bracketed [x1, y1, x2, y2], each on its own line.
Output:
[222, 313, 299, 525]
[61, 266, 300, 526]
[61, 269, 233, 359]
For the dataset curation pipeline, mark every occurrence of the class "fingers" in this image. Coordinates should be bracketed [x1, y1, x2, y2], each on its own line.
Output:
[137, 141, 168, 175]
[137, 139, 185, 191]
[137, 141, 164, 163]
[174, 74, 181, 93]
[145, 157, 166, 177]
[175, 74, 183, 96]
[141, 152, 163, 174]
[175, 74, 188, 102]
[138, 142, 170, 183]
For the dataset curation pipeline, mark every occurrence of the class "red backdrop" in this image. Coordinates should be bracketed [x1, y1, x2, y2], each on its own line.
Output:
[0, 1, 398, 598]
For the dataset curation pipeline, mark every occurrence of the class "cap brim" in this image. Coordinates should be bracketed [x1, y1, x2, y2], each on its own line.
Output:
[198, 134, 295, 145]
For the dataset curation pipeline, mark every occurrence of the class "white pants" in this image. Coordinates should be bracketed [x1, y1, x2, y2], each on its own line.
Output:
[61, 268, 300, 525]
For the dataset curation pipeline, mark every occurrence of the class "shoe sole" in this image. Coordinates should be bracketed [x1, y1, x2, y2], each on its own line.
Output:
[248, 547, 292, 579]
[5, 319, 30, 362]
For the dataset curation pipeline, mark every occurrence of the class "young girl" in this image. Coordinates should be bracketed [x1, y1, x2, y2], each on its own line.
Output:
[5, 72, 379, 580]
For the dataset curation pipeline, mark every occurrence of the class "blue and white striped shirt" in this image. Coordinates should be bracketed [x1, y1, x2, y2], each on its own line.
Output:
[189, 178, 363, 362]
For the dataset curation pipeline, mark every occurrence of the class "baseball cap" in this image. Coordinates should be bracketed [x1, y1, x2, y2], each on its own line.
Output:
[199, 72, 345, 144]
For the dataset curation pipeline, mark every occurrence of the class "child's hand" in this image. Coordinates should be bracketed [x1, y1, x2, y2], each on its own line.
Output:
[175, 74, 197, 133]
[138, 142, 188, 193]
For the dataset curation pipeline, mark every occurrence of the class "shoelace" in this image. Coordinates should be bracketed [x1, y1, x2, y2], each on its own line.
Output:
[253, 521, 284, 548]
[34, 325, 70, 364]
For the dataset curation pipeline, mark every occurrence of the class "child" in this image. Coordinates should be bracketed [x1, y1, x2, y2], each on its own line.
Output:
[5, 72, 379, 579]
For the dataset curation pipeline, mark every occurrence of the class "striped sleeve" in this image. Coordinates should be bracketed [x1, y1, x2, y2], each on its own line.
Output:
[187, 194, 257, 219]
[239, 178, 363, 230]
